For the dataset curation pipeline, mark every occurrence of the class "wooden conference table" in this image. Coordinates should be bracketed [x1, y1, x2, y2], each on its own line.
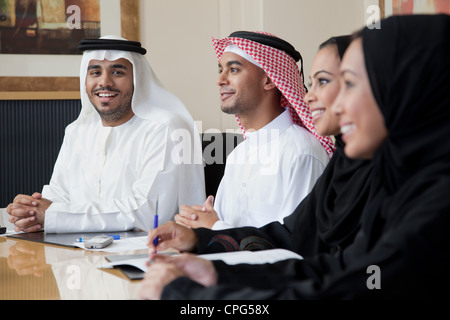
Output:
[0, 232, 148, 300]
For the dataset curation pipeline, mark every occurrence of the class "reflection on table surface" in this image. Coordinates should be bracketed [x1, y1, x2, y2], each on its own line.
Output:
[0, 236, 146, 300]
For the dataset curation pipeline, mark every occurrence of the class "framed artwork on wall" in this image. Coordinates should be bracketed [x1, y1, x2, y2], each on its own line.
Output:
[0, 0, 139, 100]
[381, 0, 450, 18]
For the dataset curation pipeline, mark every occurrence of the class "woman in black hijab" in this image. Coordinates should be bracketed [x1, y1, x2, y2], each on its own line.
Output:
[141, 14, 450, 300]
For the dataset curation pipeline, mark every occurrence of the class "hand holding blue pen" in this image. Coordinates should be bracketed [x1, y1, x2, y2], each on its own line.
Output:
[153, 214, 159, 247]
[153, 196, 159, 250]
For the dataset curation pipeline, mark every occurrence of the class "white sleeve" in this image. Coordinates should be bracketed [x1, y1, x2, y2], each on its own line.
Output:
[276, 154, 327, 223]
[209, 165, 236, 230]
[44, 127, 178, 233]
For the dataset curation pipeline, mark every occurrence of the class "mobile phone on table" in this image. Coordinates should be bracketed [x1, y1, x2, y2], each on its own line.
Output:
[84, 235, 114, 249]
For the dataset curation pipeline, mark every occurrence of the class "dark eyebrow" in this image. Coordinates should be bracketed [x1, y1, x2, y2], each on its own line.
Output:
[110, 64, 128, 70]
[313, 70, 333, 78]
[227, 60, 243, 67]
[87, 65, 100, 70]
[87, 64, 128, 71]
[218, 60, 244, 68]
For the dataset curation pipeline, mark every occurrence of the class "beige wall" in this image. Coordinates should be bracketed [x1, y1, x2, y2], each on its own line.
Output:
[140, 0, 369, 132]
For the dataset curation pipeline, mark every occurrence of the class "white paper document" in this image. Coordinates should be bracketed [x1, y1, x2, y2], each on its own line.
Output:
[0, 229, 23, 237]
[97, 248, 303, 272]
[199, 248, 303, 265]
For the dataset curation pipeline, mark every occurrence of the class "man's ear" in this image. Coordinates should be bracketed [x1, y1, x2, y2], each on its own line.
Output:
[263, 74, 277, 91]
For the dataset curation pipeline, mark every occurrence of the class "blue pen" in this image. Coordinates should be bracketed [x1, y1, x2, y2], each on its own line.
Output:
[153, 195, 159, 249]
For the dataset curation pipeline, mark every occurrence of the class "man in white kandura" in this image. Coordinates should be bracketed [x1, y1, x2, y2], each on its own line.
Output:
[6, 36, 205, 233]
[175, 31, 334, 231]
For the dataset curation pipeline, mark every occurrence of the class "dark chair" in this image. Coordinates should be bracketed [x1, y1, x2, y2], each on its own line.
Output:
[201, 132, 243, 197]
[0, 100, 81, 208]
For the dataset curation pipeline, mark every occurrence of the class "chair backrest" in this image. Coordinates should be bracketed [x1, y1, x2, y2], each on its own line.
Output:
[0, 100, 81, 208]
[201, 132, 243, 197]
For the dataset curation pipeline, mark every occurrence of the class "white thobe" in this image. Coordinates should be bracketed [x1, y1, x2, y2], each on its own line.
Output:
[42, 116, 204, 233]
[212, 109, 329, 230]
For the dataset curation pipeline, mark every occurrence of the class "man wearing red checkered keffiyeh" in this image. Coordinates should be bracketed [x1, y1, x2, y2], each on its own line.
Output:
[213, 31, 335, 157]
[175, 31, 331, 230]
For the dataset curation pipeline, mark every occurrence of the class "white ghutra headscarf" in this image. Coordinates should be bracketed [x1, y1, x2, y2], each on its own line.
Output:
[77, 35, 204, 189]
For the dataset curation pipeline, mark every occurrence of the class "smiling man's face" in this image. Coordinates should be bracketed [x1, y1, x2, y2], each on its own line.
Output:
[216, 52, 266, 117]
[85, 58, 135, 126]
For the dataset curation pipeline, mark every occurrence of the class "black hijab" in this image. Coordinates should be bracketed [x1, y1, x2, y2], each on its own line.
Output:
[285, 137, 374, 256]
[363, 14, 450, 193]
[319, 35, 352, 60]
[283, 35, 374, 255]
[351, 14, 450, 296]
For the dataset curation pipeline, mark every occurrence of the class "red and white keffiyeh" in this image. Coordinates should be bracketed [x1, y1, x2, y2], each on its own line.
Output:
[212, 32, 335, 158]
